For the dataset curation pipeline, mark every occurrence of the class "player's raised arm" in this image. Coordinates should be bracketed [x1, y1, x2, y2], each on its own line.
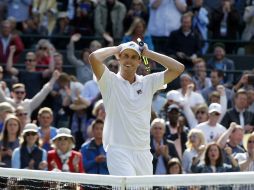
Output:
[89, 46, 121, 80]
[143, 47, 185, 84]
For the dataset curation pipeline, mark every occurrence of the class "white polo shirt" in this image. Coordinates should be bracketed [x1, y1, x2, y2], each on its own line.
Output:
[98, 67, 165, 151]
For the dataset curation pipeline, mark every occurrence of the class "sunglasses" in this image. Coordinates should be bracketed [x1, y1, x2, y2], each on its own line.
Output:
[14, 91, 25, 95]
[16, 113, 28, 117]
[108, 64, 118, 69]
[25, 59, 35, 62]
[248, 140, 254, 144]
[39, 47, 48, 50]
[26, 132, 37, 136]
[58, 137, 69, 141]
[210, 112, 220, 116]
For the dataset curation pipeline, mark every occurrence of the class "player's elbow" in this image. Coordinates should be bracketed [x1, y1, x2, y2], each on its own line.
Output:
[177, 63, 185, 75]
[88, 52, 96, 65]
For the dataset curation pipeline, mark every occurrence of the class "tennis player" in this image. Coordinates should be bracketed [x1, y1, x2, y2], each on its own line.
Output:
[89, 41, 184, 176]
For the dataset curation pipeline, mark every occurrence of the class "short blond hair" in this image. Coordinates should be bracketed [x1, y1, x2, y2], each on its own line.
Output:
[38, 107, 53, 116]
[186, 128, 205, 149]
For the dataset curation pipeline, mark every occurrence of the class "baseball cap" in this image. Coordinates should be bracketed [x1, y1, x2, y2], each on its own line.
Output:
[167, 104, 180, 112]
[208, 103, 221, 114]
[120, 41, 141, 56]
[166, 90, 184, 103]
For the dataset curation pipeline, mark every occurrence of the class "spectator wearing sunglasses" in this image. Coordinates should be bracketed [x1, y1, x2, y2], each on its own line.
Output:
[6, 45, 55, 98]
[15, 106, 29, 131]
[0, 70, 60, 119]
[48, 128, 84, 173]
[196, 103, 226, 143]
[12, 123, 47, 170]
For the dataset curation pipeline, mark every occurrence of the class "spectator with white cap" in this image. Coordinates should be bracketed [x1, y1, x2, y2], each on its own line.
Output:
[47, 128, 84, 173]
[12, 123, 47, 170]
[196, 103, 226, 143]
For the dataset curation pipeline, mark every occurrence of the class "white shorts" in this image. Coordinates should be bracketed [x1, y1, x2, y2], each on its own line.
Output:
[106, 146, 153, 176]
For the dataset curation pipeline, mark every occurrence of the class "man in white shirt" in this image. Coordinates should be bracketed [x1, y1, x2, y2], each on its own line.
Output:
[89, 41, 184, 176]
[196, 103, 226, 143]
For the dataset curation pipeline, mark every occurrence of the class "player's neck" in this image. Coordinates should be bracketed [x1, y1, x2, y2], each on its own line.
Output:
[121, 72, 136, 84]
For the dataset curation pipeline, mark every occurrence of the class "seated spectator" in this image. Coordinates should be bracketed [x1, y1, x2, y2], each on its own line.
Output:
[0, 66, 10, 97]
[150, 118, 179, 175]
[217, 122, 245, 165]
[6, 45, 54, 98]
[182, 128, 206, 173]
[80, 119, 109, 174]
[0, 20, 24, 64]
[69, 96, 90, 150]
[123, 0, 149, 31]
[15, 106, 29, 131]
[192, 58, 211, 92]
[167, 158, 183, 174]
[0, 115, 21, 168]
[191, 142, 239, 173]
[209, 0, 240, 53]
[12, 123, 47, 170]
[48, 128, 84, 173]
[221, 89, 254, 132]
[0, 102, 15, 133]
[0, 70, 60, 118]
[201, 69, 234, 106]
[67, 33, 95, 84]
[167, 12, 202, 69]
[206, 43, 235, 88]
[235, 133, 254, 171]
[37, 107, 57, 151]
[196, 103, 226, 143]
[122, 17, 154, 51]
[178, 73, 205, 110]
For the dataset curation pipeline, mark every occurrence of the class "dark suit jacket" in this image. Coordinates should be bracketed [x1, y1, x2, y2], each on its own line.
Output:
[221, 108, 254, 129]
[150, 137, 179, 174]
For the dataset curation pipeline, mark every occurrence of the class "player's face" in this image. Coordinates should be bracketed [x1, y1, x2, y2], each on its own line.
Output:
[119, 49, 141, 72]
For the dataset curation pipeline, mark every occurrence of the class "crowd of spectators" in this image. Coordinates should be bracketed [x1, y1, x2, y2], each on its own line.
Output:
[0, 0, 254, 182]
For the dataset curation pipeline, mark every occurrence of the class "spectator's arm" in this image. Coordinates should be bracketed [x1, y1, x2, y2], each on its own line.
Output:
[67, 39, 83, 67]
[6, 46, 19, 76]
[11, 148, 20, 169]
[217, 122, 236, 148]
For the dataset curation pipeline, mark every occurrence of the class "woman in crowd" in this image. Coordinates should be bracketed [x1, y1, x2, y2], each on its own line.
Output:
[47, 128, 84, 173]
[191, 142, 239, 173]
[182, 128, 206, 173]
[167, 158, 183, 174]
[12, 123, 47, 170]
[0, 115, 21, 167]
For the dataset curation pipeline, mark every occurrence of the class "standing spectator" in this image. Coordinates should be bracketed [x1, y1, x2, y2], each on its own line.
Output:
[221, 89, 254, 132]
[209, 0, 240, 53]
[80, 119, 109, 174]
[189, 0, 209, 54]
[196, 103, 226, 143]
[147, 0, 187, 53]
[217, 122, 245, 165]
[191, 142, 239, 173]
[48, 128, 84, 173]
[12, 123, 47, 170]
[67, 33, 94, 84]
[7, 0, 32, 31]
[0, 20, 24, 64]
[37, 107, 57, 151]
[241, 3, 254, 54]
[0, 115, 21, 168]
[122, 17, 154, 51]
[206, 43, 235, 88]
[167, 12, 202, 69]
[94, 0, 126, 45]
[32, 0, 57, 35]
[123, 0, 149, 31]
[182, 128, 206, 173]
[150, 118, 179, 174]
[0, 71, 60, 118]
[192, 58, 211, 91]
[6, 46, 54, 98]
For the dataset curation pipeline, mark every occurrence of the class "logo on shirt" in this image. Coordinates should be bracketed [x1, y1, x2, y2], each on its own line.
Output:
[137, 89, 142, 95]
